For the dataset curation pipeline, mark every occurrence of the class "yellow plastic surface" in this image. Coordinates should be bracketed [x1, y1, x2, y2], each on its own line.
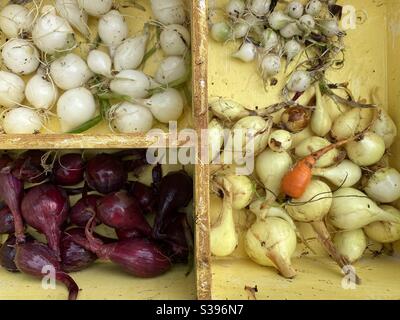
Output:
[209, 0, 400, 299]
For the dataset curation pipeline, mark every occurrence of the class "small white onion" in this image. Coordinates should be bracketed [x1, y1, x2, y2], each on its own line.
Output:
[87, 50, 112, 78]
[268, 130, 292, 152]
[299, 14, 315, 31]
[232, 41, 257, 62]
[295, 136, 339, 168]
[287, 1, 304, 19]
[305, 0, 322, 16]
[57, 87, 97, 132]
[280, 22, 303, 38]
[249, 0, 271, 17]
[142, 88, 184, 123]
[98, 10, 128, 56]
[364, 205, 400, 243]
[25, 74, 59, 110]
[260, 54, 281, 79]
[114, 32, 149, 71]
[154, 56, 188, 85]
[77, 0, 113, 17]
[226, 0, 246, 19]
[2, 108, 42, 134]
[1, 39, 40, 76]
[0, 71, 25, 108]
[55, 0, 90, 38]
[312, 160, 362, 187]
[333, 229, 367, 263]
[345, 132, 386, 167]
[286, 70, 311, 92]
[371, 108, 397, 148]
[150, 0, 186, 25]
[211, 22, 232, 42]
[284, 39, 302, 64]
[268, 10, 294, 30]
[50, 53, 93, 90]
[110, 70, 157, 99]
[111, 102, 154, 133]
[0, 4, 34, 38]
[160, 24, 191, 56]
[364, 168, 400, 203]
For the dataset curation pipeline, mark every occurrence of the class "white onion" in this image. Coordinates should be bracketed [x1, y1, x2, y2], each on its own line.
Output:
[268, 11, 294, 30]
[151, 0, 186, 25]
[311, 83, 332, 137]
[110, 102, 154, 133]
[98, 10, 128, 56]
[25, 74, 59, 110]
[154, 56, 188, 85]
[331, 108, 372, 140]
[298, 14, 315, 31]
[364, 205, 400, 243]
[260, 54, 281, 79]
[208, 119, 225, 162]
[320, 19, 341, 38]
[248, 0, 271, 17]
[284, 39, 302, 65]
[268, 130, 292, 152]
[50, 53, 93, 90]
[280, 22, 303, 38]
[232, 41, 257, 62]
[114, 32, 149, 71]
[77, 0, 113, 17]
[305, 0, 322, 16]
[312, 160, 362, 187]
[226, 0, 246, 19]
[110, 70, 158, 99]
[211, 22, 232, 43]
[364, 168, 400, 203]
[87, 50, 112, 78]
[160, 24, 191, 56]
[55, 0, 90, 38]
[2, 108, 42, 134]
[209, 98, 250, 121]
[345, 132, 385, 167]
[32, 5, 75, 54]
[286, 70, 311, 92]
[333, 229, 367, 263]
[295, 136, 339, 168]
[371, 108, 397, 148]
[1, 39, 40, 76]
[222, 175, 254, 210]
[0, 4, 34, 38]
[57, 87, 97, 132]
[141, 88, 184, 123]
[261, 28, 279, 51]
[287, 1, 304, 19]
[0, 71, 25, 108]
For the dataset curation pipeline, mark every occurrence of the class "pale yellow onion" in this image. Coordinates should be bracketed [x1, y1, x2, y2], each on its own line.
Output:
[232, 116, 272, 156]
[209, 98, 251, 122]
[291, 126, 314, 148]
[364, 167, 400, 203]
[333, 229, 367, 263]
[285, 180, 332, 222]
[216, 175, 254, 210]
[208, 118, 225, 162]
[210, 180, 238, 257]
[345, 132, 385, 167]
[371, 108, 397, 148]
[295, 136, 340, 168]
[256, 149, 292, 202]
[311, 83, 332, 137]
[331, 108, 373, 140]
[312, 160, 362, 187]
[268, 129, 292, 152]
[324, 95, 349, 122]
[363, 205, 400, 243]
[244, 217, 297, 278]
[329, 188, 400, 230]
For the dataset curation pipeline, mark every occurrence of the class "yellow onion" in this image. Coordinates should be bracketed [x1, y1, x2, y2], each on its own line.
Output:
[281, 106, 311, 133]
[363, 205, 400, 243]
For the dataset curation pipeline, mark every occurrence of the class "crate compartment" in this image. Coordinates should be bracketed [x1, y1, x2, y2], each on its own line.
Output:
[0, 149, 196, 300]
[207, 0, 400, 299]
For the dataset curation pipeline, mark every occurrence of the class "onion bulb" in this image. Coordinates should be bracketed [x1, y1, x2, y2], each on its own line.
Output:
[2, 39, 40, 76]
[210, 180, 238, 257]
[232, 41, 257, 62]
[331, 108, 373, 140]
[286, 180, 332, 222]
[284, 40, 302, 65]
[248, 0, 271, 17]
[280, 22, 303, 38]
[32, 5, 75, 54]
[287, 1, 304, 19]
[226, 0, 246, 19]
[110, 70, 157, 99]
[286, 70, 312, 92]
[261, 28, 279, 51]
[345, 132, 385, 167]
[150, 0, 186, 25]
[260, 54, 281, 79]
[245, 216, 297, 278]
[281, 106, 311, 133]
[364, 168, 400, 203]
[312, 160, 362, 187]
[57, 87, 97, 132]
[110, 102, 154, 134]
[114, 32, 149, 71]
[208, 119, 225, 162]
[363, 205, 400, 243]
[256, 149, 293, 202]
[211, 22, 232, 42]
[268, 10, 294, 30]
[305, 0, 322, 16]
[2, 108, 42, 134]
[311, 84, 332, 137]
[333, 229, 367, 263]
[25, 74, 59, 110]
[160, 24, 191, 56]
[0, 71, 25, 108]
[98, 10, 128, 56]
[77, 0, 113, 17]
[154, 56, 188, 85]
[329, 188, 400, 230]
[0, 4, 34, 38]
[371, 108, 397, 148]
[232, 116, 272, 156]
[209, 99, 251, 122]
[268, 130, 292, 152]
[55, 0, 90, 38]
[87, 50, 112, 78]
[50, 53, 93, 91]
[295, 136, 340, 168]
[217, 175, 254, 210]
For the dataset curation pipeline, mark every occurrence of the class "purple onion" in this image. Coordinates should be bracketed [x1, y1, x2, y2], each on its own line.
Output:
[53, 153, 85, 186]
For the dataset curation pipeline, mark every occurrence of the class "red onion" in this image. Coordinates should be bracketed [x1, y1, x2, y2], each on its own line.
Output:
[15, 242, 79, 300]
[97, 191, 152, 237]
[70, 195, 102, 227]
[85, 154, 127, 194]
[71, 219, 171, 278]
[153, 170, 193, 237]
[0, 171, 25, 243]
[0, 154, 12, 169]
[0, 234, 34, 272]
[116, 228, 142, 240]
[61, 228, 97, 273]
[0, 206, 15, 234]
[21, 184, 69, 259]
[53, 153, 84, 186]
[130, 182, 157, 214]
[12, 150, 48, 183]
